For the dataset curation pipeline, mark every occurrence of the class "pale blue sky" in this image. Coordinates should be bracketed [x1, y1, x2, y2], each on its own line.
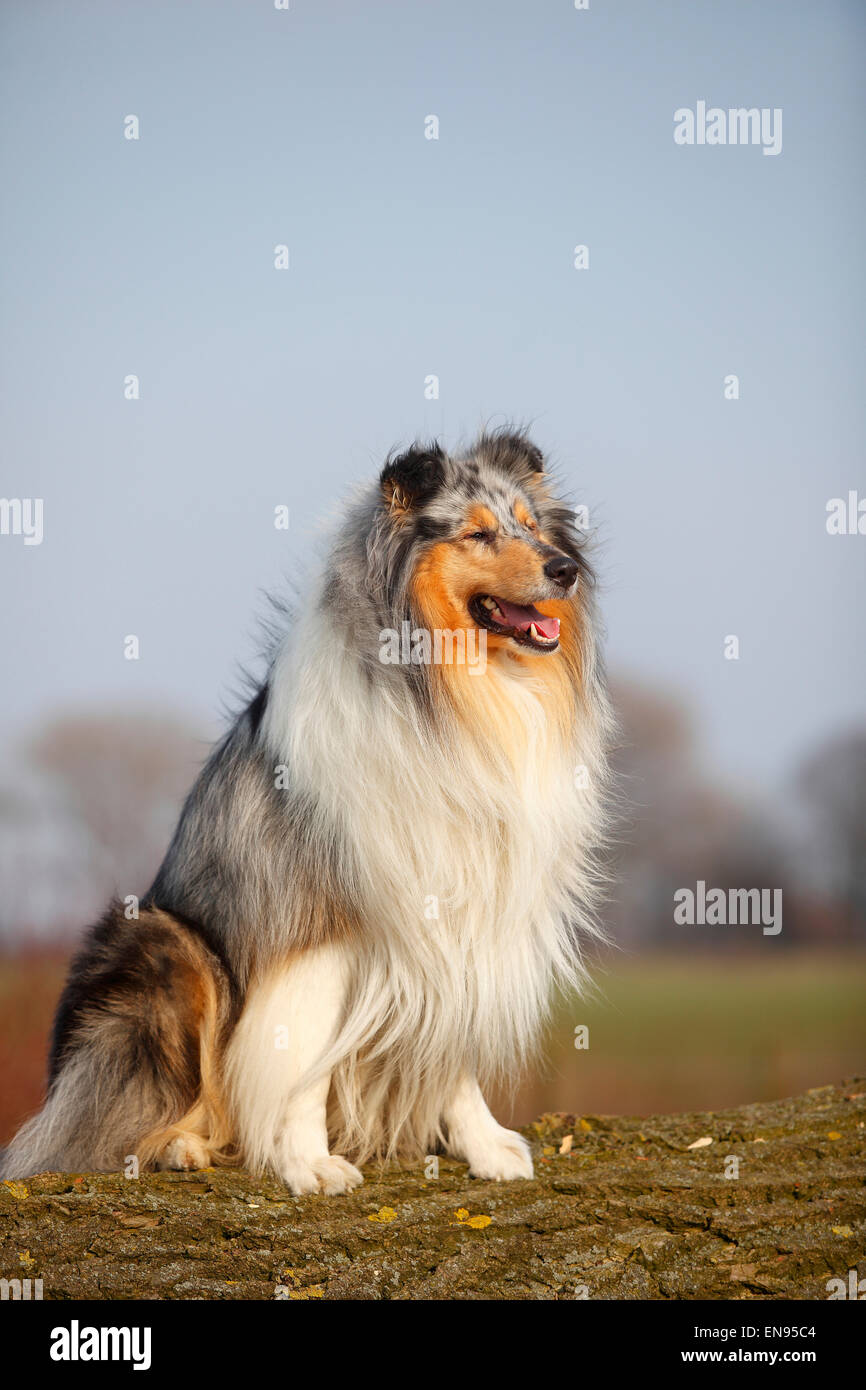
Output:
[1, 0, 864, 792]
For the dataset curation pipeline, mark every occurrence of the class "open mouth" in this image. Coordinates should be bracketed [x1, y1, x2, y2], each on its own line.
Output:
[469, 594, 561, 651]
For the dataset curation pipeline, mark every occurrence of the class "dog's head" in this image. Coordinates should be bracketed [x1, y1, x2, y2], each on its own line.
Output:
[377, 430, 590, 660]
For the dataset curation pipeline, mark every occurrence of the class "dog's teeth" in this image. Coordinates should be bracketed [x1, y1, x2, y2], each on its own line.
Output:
[529, 623, 540, 640]
[481, 597, 496, 610]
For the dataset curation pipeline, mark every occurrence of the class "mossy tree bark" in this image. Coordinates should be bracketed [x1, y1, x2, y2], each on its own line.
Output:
[2, 1082, 863, 1300]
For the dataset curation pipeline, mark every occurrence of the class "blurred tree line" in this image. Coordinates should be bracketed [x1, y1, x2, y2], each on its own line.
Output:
[0, 687, 864, 946]
[608, 680, 866, 948]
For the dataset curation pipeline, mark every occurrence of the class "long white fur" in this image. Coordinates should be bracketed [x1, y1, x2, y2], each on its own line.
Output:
[230, 583, 611, 1177]
[225, 943, 363, 1193]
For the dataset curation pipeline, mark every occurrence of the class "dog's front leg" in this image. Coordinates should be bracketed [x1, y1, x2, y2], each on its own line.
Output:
[443, 1074, 534, 1181]
[225, 944, 362, 1196]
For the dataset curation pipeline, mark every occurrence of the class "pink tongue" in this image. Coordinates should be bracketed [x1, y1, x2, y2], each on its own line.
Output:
[493, 598, 560, 640]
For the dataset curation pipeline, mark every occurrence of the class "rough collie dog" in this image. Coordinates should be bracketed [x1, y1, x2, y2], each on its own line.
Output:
[2, 429, 612, 1193]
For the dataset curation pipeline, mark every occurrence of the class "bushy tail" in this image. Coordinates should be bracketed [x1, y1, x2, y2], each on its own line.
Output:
[1, 1048, 164, 1177]
[0, 903, 234, 1179]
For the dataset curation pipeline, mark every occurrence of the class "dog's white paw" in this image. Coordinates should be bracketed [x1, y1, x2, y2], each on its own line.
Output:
[312, 1154, 364, 1195]
[465, 1127, 534, 1181]
[156, 1135, 211, 1171]
[280, 1153, 363, 1196]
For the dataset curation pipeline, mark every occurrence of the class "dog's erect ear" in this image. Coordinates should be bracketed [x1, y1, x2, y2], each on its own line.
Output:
[477, 429, 544, 482]
[380, 443, 446, 518]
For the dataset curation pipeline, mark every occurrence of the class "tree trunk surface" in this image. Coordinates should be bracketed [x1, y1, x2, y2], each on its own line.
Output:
[2, 1081, 864, 1300]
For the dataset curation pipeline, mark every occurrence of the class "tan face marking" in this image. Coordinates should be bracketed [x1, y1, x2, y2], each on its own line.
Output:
[409, 497, 584, 703]
[514, 497, 560, 549]
[513, 499, 537, 533]
[413, 528, 548, 640]
[463, 504, 498, 537]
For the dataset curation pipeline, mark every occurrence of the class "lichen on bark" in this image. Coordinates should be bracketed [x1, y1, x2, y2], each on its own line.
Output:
[2, 1082, 863, 1300]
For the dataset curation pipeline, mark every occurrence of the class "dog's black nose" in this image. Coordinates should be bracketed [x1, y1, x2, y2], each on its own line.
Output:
[543, 554, 579, 589]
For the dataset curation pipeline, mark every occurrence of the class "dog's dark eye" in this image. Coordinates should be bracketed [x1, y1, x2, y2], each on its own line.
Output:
[464, 529, 495, 543]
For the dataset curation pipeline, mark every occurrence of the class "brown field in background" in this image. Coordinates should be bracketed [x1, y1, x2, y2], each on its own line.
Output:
[0, 949, 68, 1146]
[2, 947, 864, 1149]
[507, 948, 866, 1125]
